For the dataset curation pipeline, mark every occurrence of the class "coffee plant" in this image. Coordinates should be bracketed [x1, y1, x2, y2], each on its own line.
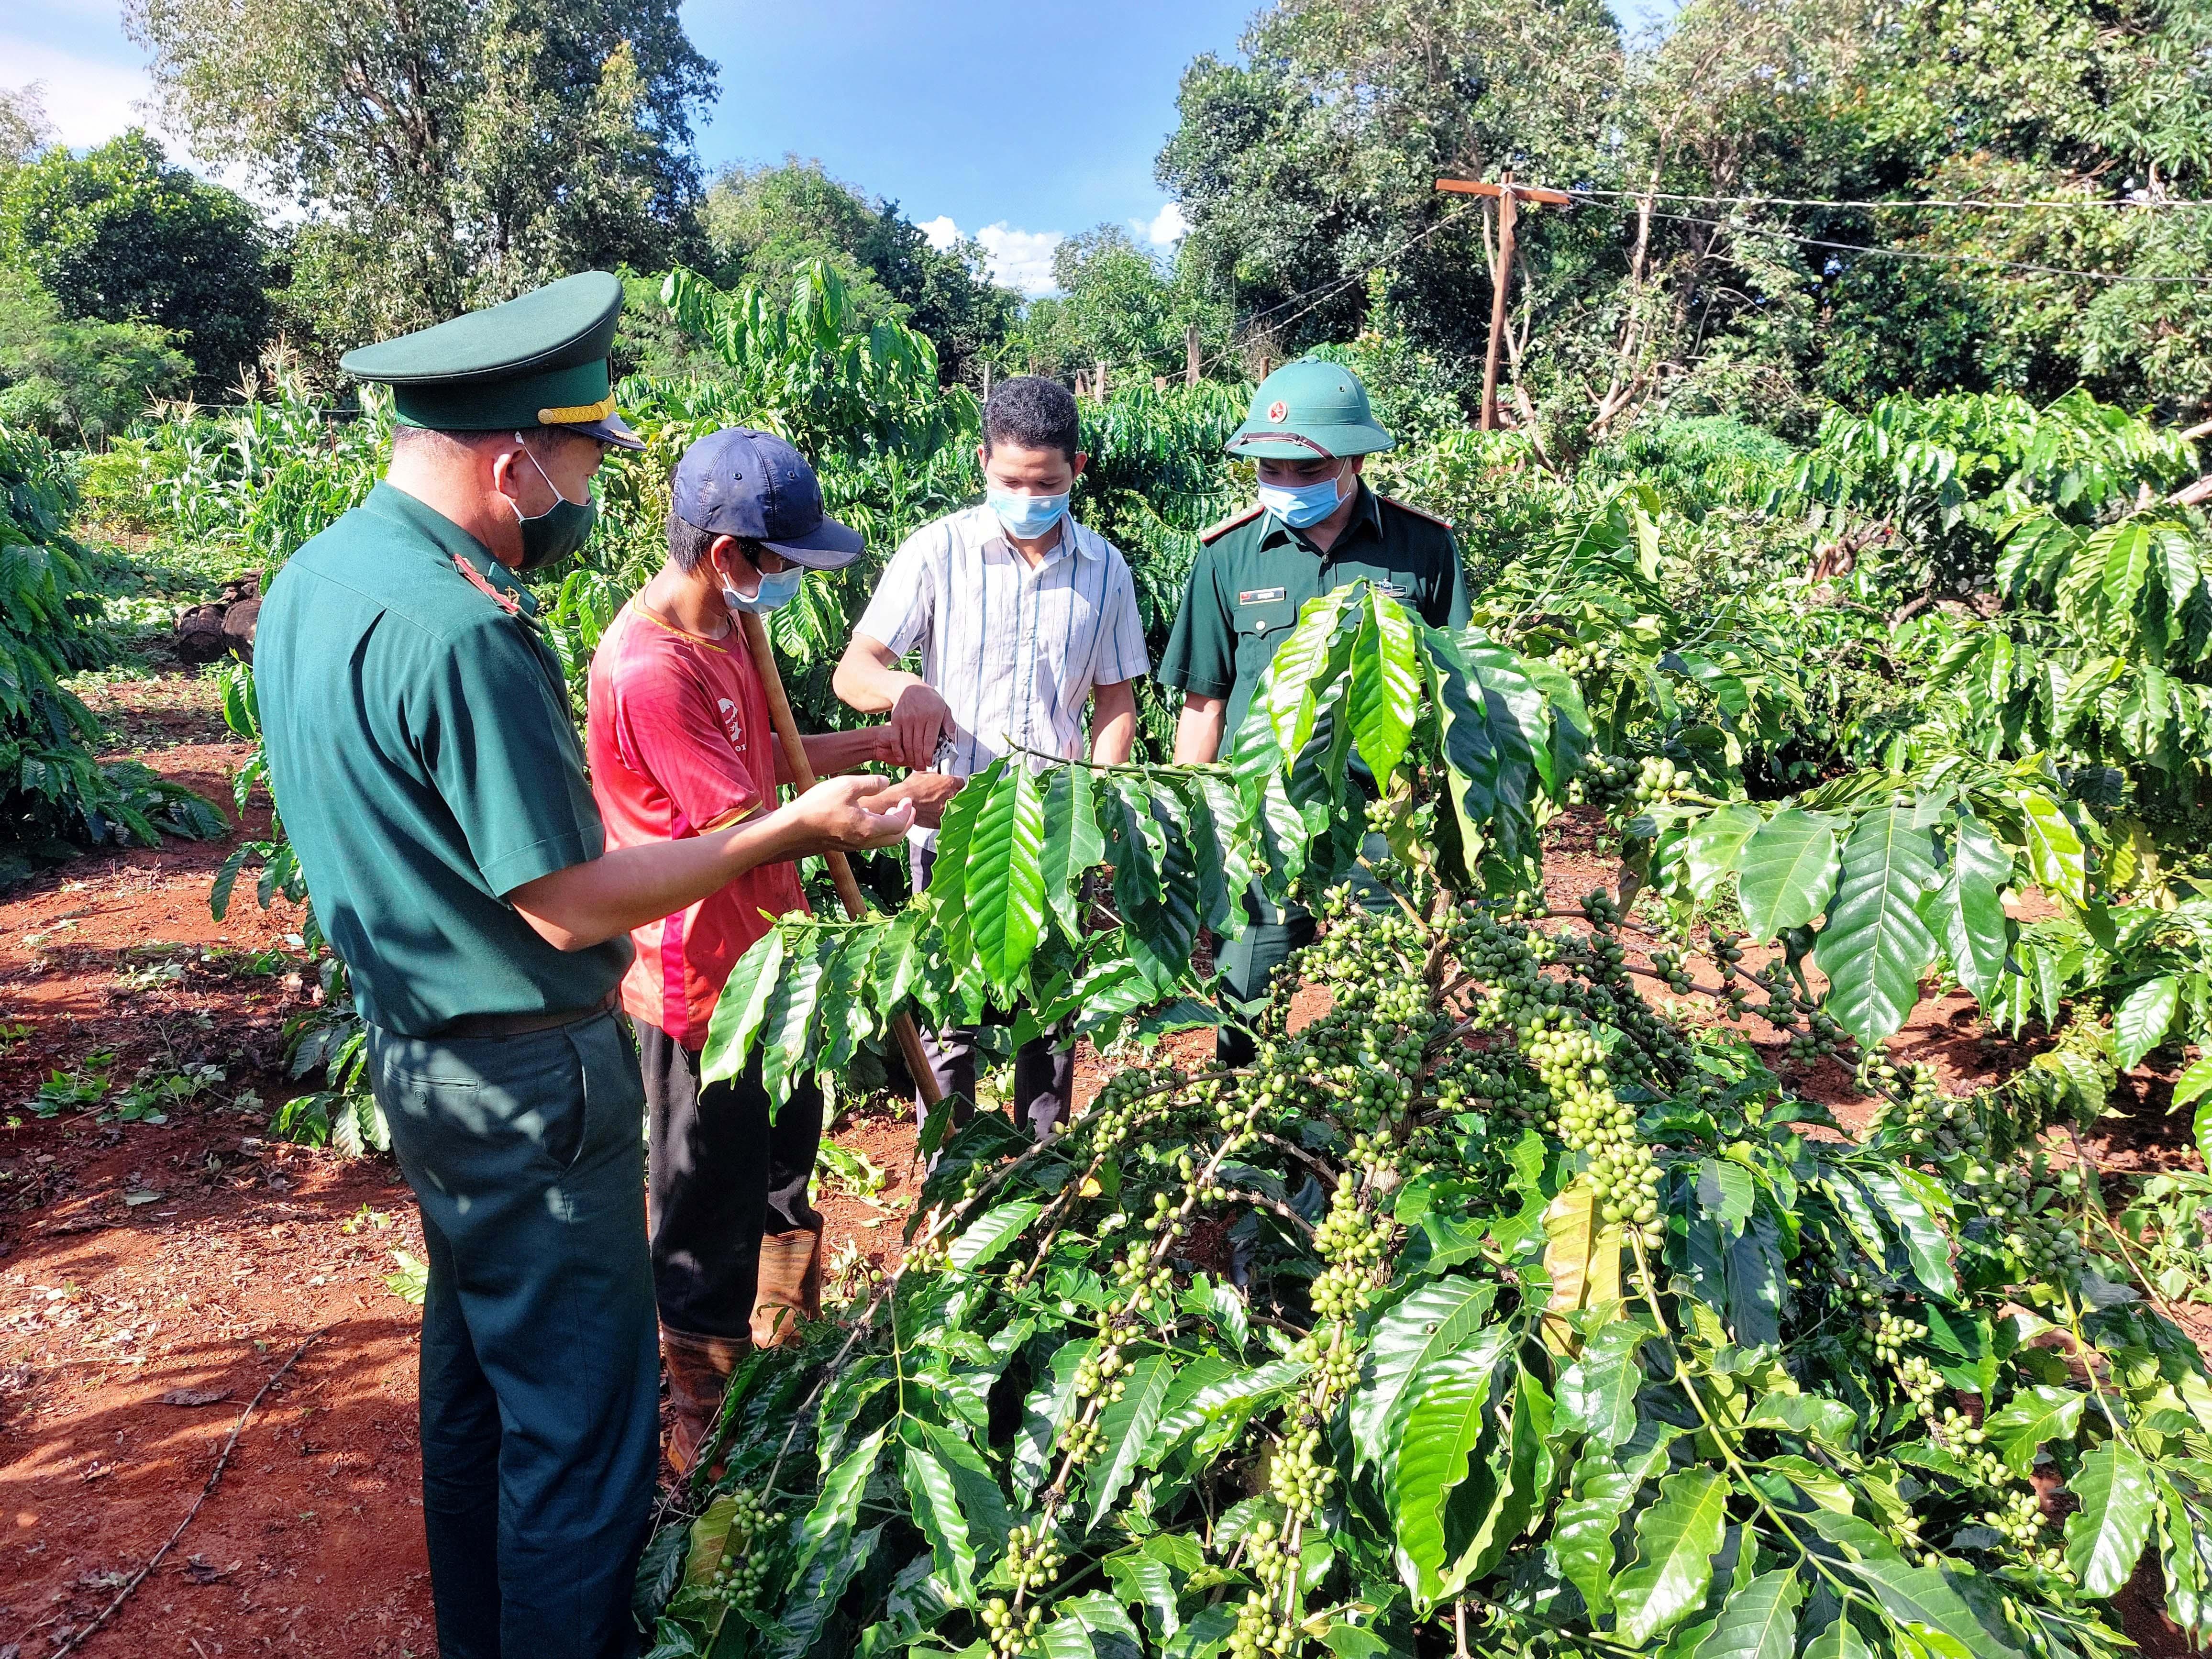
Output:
[1780, 391, 2196, 600]
[634, 585, 2212, 1659]
[0, 420, 222, 874]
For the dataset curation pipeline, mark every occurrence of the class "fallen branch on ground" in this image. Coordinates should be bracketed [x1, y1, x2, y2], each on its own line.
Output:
[44, 1324, 333, 1659]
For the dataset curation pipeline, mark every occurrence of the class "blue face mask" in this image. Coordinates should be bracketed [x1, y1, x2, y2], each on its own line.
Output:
[987, 487, 1070, 541]
[1257, 465, 1348, 531]
[724, 565, 805, 615]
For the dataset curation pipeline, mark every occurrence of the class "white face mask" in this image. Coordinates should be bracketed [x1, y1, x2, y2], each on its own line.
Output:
[724, 566, 805, 615]
[988, 486, 1070, 540]
[1256, 463, 1349, 530]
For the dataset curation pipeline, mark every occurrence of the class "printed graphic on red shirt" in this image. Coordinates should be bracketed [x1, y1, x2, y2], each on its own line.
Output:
[585, 602, 805, 1047]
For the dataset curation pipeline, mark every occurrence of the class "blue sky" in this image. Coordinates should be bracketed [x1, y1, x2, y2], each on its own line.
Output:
[684, 0, 1254, 292]
[2, 0, 1677, 296]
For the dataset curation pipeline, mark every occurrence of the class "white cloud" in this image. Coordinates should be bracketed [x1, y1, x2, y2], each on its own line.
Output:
[1136, 201, 1187, 249]
[3, 45, 152, 149]
[974, 223, 1063, 298]
[3, 45, 303, 217]
[916, 215, 1062, 295]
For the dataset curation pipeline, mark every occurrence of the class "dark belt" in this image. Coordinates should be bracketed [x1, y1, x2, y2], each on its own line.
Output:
[440, 989, 620, 1040]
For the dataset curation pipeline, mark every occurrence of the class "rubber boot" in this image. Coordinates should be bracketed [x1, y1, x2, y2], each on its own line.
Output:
[750, 1223, 823, 1348]
[661, 1325, 748, 1476]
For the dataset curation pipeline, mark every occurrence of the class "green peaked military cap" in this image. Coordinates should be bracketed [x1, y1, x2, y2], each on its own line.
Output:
[339, 270, 644, 450]
[1225, 357, 1394, 459]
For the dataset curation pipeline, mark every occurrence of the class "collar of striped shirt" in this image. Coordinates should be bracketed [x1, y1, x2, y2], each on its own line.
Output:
[977, 508, 1103, 566]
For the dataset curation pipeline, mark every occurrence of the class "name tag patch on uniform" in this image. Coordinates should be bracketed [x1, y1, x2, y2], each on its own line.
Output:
[1239, 587, 1287, 605]
[1374, 581, 1410, 598]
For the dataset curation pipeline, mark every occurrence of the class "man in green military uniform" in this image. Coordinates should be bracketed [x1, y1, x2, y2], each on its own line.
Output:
[254, 272, 916, 1659]
[1158, 358, 1469, 1066]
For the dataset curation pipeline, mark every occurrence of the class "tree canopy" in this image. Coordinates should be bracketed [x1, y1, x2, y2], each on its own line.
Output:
[0, 130, 271, 397]
[0, 269, 188, 442]
[124, 0, 718, 344]
[4, 0, 2207, 454]
[1156, 0, 2212, 449]
[1017, 226, 1229, 386]
[0, 85, 53, 167]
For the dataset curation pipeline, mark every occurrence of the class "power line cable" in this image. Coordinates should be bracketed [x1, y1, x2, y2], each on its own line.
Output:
[1109, 178, 2206, 390]
[1570, 185, 2212, 212]
[1642, 206, 2212, 285]
[1093, 201, 1486, 383]
[1196, 202, 1483, 377]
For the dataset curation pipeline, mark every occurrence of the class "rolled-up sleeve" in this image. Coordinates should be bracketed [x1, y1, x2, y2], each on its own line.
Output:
[855, 531, 936, 660]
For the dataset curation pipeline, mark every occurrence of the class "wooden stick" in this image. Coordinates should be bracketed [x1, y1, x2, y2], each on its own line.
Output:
[1481, 171, 1517, 431]
[736, 610, 942, 1106]
[1434, 176, 1572, 205]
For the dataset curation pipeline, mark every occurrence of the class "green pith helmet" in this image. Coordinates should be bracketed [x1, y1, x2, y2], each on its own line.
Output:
[1224, 358, 1394, 460]
[339, 270, 643, 450]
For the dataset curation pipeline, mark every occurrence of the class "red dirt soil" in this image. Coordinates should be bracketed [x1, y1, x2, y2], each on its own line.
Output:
[0, 673, 1146, 1657]
[0, 677, 2200, 1656]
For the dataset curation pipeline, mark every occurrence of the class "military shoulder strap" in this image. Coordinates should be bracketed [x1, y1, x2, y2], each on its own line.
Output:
[1198, 503, 1266, 544]
[1376, 493, 1454, 531]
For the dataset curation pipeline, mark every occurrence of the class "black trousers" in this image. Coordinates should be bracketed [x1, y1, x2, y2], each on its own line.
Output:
[636, 1020, 824, 1341]
[368, 1010, 659, 1659]
[910, 842, 1072, 1139]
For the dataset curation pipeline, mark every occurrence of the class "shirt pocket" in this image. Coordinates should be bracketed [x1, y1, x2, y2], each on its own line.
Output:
[1231, 594, 1301, 673]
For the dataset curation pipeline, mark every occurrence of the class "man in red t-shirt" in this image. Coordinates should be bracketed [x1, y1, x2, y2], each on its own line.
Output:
[587, 427, 957, 1470]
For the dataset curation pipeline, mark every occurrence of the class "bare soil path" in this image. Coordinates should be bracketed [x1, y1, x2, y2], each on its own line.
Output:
[0, 669, 937, 1656]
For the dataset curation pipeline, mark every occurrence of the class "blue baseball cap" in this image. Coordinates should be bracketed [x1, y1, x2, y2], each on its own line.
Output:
[671, 427, 864, 570]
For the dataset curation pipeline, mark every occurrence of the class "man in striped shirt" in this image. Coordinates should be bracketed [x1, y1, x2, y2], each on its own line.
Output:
[834, 376, 1149, 1137]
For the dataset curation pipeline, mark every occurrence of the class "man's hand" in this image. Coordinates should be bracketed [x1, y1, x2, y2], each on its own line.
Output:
[784, 773, 916, 852]
[510, 775, 911, 953]
[835, 635, 950, 768]
[889, 681, 952, 771]
[866, 770, 963, 830]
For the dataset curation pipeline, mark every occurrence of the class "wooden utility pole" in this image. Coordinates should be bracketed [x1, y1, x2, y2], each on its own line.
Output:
[1095, 359, 1109, 402]
[1435, 173, 1571, 430]
[1185, 324, 1201, 387]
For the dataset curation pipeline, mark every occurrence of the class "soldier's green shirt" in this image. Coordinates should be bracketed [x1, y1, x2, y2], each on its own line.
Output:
[1158, 482, 1471, 750]
[255, 481, 630, 1037]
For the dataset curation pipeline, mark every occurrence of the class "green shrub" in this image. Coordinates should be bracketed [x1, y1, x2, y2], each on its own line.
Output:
[634, 586, 2212, 1659]
[0, 421, 220, 876]
[0, 269, 189, 445]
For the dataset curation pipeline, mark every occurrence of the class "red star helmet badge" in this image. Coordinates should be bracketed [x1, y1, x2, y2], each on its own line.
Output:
[453, 557, 521, 615]
[1267, 400, 1289, 422]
